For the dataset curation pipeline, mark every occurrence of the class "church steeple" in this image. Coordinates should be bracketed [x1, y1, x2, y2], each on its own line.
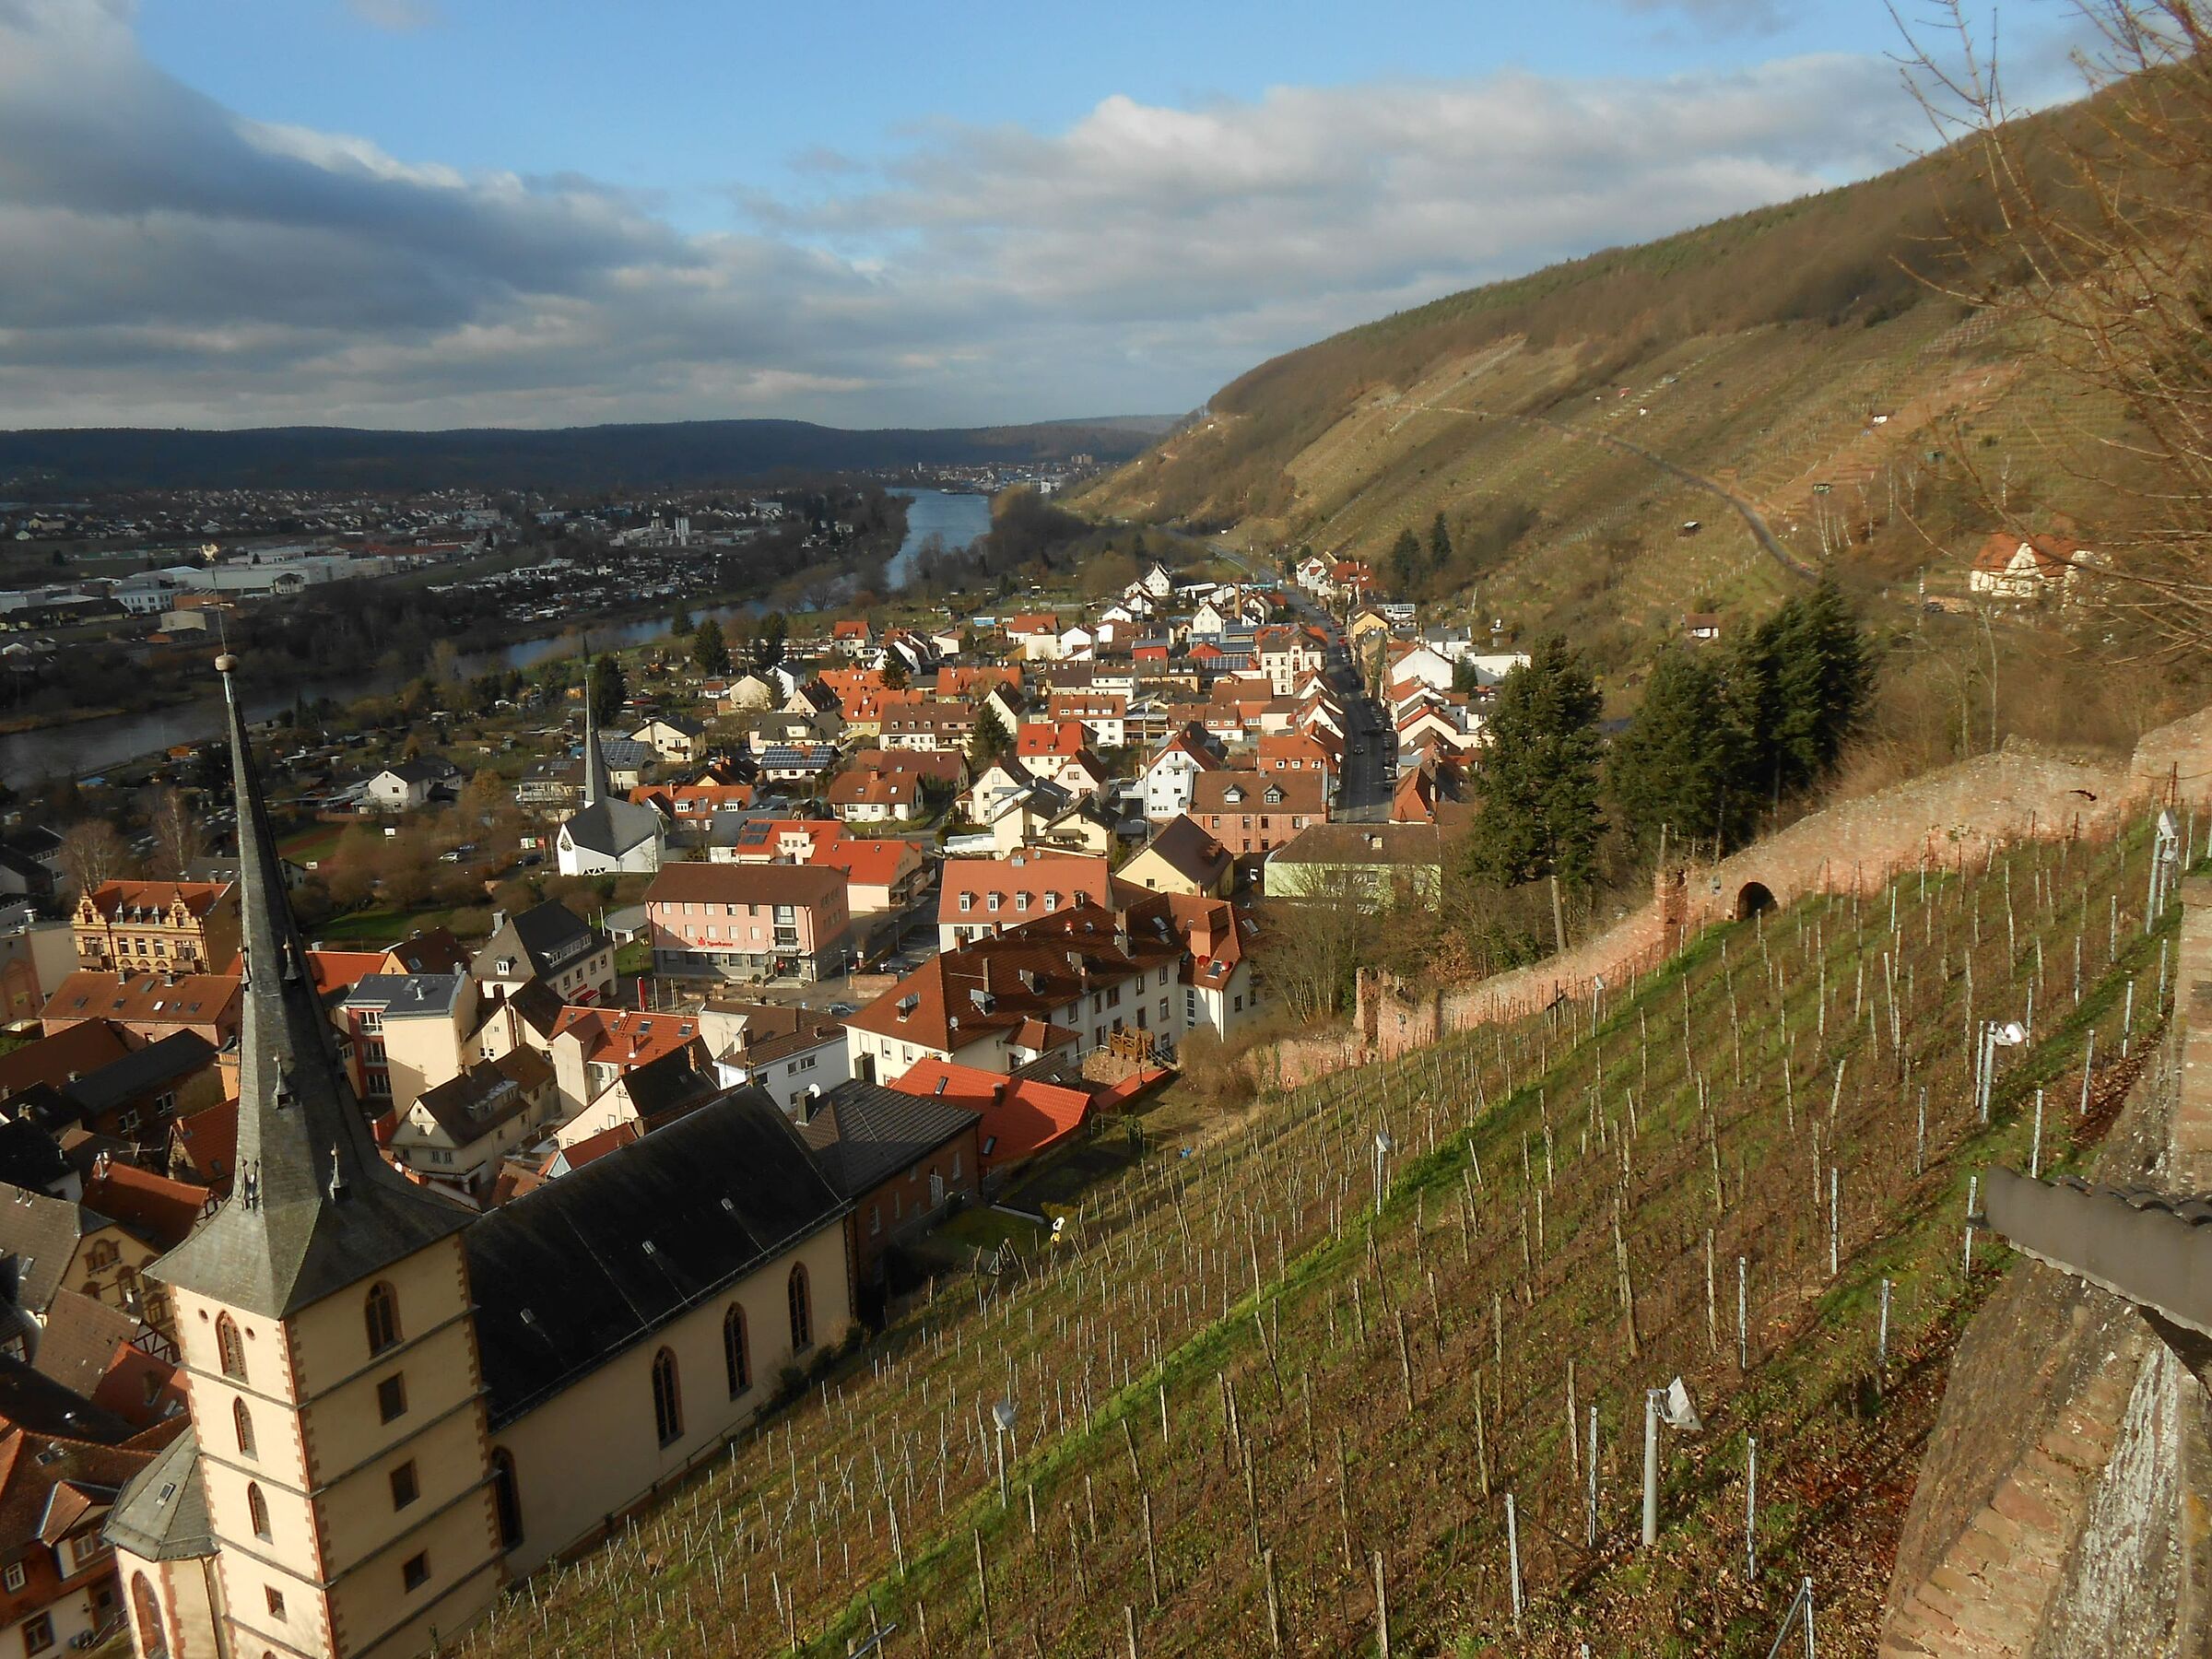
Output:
[152, 653, 468, 1318]
[581, 641, 608, 807]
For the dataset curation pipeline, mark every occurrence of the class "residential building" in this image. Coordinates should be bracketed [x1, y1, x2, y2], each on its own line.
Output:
[1970, 531, 2097, 600]
[697, 1003, 849, 1111]
[362, 759, 450, 813]
[0, 1422, 163, 1659]
[1265, 822, 1447, 905]
[339, 974, 477, 1112]
[1121, 816, 1234, 897]
[793, 1080, 981, 1286]
[1138, 730, 1220, 822]
[629, 716, 706, 766]
[471, 902, 615, 1007]
[644, 864, 850, 982]
[936, 852, 1117, 950]
[885, 1060, 1093, 1179]
[1190, 770, 1326, 865]
[850, 896, 1215, 1079]
[39, 971, 241, 1052]
[72, 881, 239, 976]
[387, 1050, 560, 1200]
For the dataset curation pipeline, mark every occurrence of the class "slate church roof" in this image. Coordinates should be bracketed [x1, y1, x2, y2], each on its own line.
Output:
[152, 653, 471, 1321]
[463, 1085, 848, 1427]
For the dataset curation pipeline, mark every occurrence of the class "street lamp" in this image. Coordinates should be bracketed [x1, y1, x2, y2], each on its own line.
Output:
[1642, 1376, 1703, 1546]
[1976, 1019, 2028, 1124]
[991, 1398, 1018, 1505]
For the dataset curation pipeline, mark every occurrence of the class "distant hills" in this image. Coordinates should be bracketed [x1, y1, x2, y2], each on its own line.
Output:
[0, 415, 1181, 494]
[1078, 92, 2125, 667]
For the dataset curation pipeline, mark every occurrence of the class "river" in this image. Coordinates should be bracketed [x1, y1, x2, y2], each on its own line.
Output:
[0, 487, 996, 787]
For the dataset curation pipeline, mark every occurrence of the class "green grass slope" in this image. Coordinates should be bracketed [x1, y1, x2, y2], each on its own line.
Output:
[451, 806, 2177, 1656]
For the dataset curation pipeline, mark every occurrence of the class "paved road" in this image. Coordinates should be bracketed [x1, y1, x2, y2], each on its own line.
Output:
[1404, 404, 1818, 582]
[1215, 541, 1395, 817]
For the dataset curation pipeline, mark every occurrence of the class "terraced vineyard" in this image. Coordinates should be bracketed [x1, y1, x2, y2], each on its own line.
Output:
[453, 809, 2183, 1657]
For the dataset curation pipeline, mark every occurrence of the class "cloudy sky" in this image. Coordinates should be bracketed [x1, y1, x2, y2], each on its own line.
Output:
[0, 0, 2088, 431]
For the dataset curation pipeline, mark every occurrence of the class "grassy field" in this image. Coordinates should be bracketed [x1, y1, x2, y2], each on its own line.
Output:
[449, 806, 2175, 1657]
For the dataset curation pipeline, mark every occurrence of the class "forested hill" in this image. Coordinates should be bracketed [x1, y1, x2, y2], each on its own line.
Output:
[0, 415, 1176, 493]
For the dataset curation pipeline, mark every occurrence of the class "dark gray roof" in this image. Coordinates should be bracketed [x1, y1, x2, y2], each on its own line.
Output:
[151, 656, 472, 1322]
[60, 1031, 217, 1117]
[104, 1428, 212, 1561]
[797, 1081, 979, 1199]
[0, 1118, 73, 1194]
[1139, 815, 1231, 885]
[559, 796, 662, 858]
[0, 1355, 137, 1441]
[0, 1190, 89, 1312]
[410, 1051, 551, 1147]
[346, 973, 465, 1019]
[463, 1087, 848, 1426]
[472, 900, 606, 983]
[619, 1050, 720, 1126]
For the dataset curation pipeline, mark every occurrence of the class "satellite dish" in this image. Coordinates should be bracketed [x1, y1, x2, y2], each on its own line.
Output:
[1994, 1021, 2028, 1046]
[1660, 1376, 1702, 1433]
[991, 1399, 1018, 1433]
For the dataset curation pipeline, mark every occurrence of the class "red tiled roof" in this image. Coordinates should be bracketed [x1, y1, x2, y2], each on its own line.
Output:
[78, 880, 231, 923]
[887, 1059, 1092, 1169]
[80, 1160, 206, 1249]
[937, 853, 1113, 927]
[1016, 720, 1088, 759]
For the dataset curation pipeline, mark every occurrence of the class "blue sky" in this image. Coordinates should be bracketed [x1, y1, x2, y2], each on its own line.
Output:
[0, 0, 2088, 430]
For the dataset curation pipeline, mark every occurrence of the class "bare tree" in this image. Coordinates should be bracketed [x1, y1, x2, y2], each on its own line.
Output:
[1900, 1, 2212, 655]
[58, 820, 133, 896]
[1256, 862, 1375, 1022]
[145, 786, 203, 880]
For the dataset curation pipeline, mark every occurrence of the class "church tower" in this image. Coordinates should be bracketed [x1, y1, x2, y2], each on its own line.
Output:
[149, 653, 504, 1658]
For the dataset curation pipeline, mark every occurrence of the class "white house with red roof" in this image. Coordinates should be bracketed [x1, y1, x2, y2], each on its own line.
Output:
[1014, 720, 1088, 780]
[1139, 729, 1222, 821]
[936, 852, 1118, 950]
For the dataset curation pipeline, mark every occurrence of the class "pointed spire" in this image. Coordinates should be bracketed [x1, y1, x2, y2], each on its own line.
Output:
[152, 653, 465, 1318]
[581, 639, 607, 807]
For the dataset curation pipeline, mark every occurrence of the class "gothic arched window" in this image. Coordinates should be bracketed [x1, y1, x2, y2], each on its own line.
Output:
[364, 1281, 400, 1355]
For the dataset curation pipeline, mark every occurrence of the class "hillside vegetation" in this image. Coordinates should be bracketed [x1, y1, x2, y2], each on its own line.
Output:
[450, 803, 2177, 1656]
[1078, 97, 2142, 672]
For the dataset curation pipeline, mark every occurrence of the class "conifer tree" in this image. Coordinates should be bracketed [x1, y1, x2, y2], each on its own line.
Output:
[692, 618, 732, 677]
[1467, 636, 1606, 891]
[1607, 646, 1747, 858]
[588, 653, 626, 724]
[1429, 511, 1453, 574]
[1388, 526, 1422, 594]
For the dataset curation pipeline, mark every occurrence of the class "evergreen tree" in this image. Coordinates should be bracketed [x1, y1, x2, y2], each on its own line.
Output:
[1607, 646, 1748, 858]
[589, 654, 626, 724]
[753, 611, 788, 670]
[1428, 511, 1453, 574]
[1388, 526, 1422, 594]
[692, 618, 732, 677]
[1467, 637, 1606, 891]
[880, 657, 909, 691]
[969, 703, 1013, 768]
[670, 603, 693, 636]
[1732, 577, 1871, 808]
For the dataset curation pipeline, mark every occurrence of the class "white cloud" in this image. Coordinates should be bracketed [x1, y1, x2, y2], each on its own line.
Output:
[345, 0, 440, 32]
[0, 0, 1938, 430]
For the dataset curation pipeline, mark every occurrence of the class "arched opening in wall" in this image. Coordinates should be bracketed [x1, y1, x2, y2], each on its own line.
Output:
[1735, 881, 1776, 922]
[131, 1571, 168, 1659]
